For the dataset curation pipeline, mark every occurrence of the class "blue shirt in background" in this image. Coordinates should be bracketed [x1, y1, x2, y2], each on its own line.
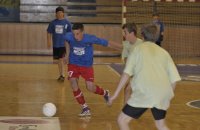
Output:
[47, 19, 72, 47]
[153, 20, 164, 43]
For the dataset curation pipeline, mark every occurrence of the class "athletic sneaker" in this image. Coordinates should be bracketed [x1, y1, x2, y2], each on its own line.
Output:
[57, 75, 65, 82]
[79, 107, 91, 117]
[104, 90, 110, 103]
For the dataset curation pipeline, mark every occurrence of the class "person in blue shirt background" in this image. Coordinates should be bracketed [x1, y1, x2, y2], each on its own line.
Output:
[47, 6, 72, 82]
[152, 13, 164, 46]
[64, 23, 122, 116]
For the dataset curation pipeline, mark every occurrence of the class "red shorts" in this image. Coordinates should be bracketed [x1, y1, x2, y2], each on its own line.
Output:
[67, 64, 94, 82]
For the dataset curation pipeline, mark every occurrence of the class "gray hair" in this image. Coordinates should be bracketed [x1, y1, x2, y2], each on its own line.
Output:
[141, 24, 159, 42]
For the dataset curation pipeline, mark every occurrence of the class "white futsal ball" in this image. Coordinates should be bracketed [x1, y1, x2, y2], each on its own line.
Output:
[43, 103, 57, 117]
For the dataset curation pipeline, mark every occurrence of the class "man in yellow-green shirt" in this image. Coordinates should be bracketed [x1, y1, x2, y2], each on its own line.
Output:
[121, 23, 143, 103]
[108, 24, 181, 130]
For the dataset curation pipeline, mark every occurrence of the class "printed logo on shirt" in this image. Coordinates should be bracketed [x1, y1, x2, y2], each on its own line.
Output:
[65, 24, 68, 29]
[55, 25, 64, 34]
[73, 47, 85, 55]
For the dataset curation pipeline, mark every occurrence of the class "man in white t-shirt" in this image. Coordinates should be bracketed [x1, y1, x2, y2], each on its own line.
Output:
[108, 24, 181, 130]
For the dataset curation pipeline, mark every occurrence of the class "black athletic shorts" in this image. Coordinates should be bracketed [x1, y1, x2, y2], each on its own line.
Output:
[122, 104, 166, 120]
[53, 47, 66, 59]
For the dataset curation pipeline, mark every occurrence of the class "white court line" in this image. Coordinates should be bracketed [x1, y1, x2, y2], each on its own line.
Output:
[0, 116, 60, 130]
[186, 99, 200, 109]
[188, 75, 200, 78]
[2, 102, 121, 105]
[107, 65, 121, 77]
[177, 64, 200, 66]
[94, 63, 111, 65]
[182, 77, 200, 82]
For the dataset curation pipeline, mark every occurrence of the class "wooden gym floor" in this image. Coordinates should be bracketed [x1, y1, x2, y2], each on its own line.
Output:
[0, 55, 200, 130]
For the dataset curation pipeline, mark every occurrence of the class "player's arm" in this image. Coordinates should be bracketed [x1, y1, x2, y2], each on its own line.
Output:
[160, 22, 164, 40]
[65, 41, 70, 64]
[108, 41, 123, 51]
[171, 82, 177, 91]
[124, 57, 128, 63]
[108, 72, 130, 106]
[91, 35, 122, 51]
[47, 32, 52, 49]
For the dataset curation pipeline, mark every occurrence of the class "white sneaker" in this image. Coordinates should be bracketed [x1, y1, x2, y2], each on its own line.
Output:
[79, 107, 91, 117]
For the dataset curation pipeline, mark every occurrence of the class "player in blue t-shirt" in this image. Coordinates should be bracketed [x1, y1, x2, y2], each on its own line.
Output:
[64, 23, 122, 116]
[47, 6, 72, 82]
[152, 13, 164, 46]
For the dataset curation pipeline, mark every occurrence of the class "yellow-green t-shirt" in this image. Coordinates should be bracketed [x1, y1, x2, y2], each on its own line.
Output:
[124, 42, 181, 110]
[121, 38, 143, 61]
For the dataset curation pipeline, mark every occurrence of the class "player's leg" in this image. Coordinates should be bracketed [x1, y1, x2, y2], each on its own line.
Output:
[57, 47, 66, 82]
[119, 104, 147, 130]
[155, 119, 169, 130]
[81, 66, 109, 102]
[68, 64, 90, 116]
[151, 108, 169, 130]
[85, 80, 109, 103]
[70, 78, 90, 116]
[53, 47, 63, 81]
[57, 58, 65, 80]
[117, 112, 132, 130]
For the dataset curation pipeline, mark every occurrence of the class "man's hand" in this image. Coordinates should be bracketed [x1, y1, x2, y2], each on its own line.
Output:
[107, 97, 113, 106]
[107, 95, 117, 107]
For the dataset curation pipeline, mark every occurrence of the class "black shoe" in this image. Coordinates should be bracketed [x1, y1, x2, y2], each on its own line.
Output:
[57, 75, 65, 82]
[104, 90, 110, 103]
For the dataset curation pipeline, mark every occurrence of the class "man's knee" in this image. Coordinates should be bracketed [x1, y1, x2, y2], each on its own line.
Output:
[86, 81, 95, 92]
[117, 112, 132, 125]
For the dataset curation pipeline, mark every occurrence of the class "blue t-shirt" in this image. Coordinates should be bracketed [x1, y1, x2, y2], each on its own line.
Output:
[64, 33, 108, 67]
[153, 20, 164, 42]
[47, 19, 71, 47]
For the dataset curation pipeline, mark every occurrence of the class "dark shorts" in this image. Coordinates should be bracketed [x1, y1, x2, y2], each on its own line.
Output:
[122, 104, 166, 120]
[53, 47, 66, 59]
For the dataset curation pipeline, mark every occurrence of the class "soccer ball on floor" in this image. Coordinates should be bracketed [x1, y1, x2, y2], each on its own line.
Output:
[43, 103, 57, 117]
